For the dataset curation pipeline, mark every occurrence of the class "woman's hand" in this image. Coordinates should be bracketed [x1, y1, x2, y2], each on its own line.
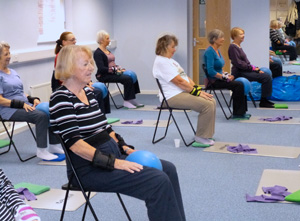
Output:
[33, 99, 40, 108]
[114, 159, 143, 173]
[23, 103, 35, 112]
[228, 75, 235, 81]
[200, 91, 213, 101]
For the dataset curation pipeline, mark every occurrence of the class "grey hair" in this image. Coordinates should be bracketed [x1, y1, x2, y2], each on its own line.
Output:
[96, 30, 109, 44]
[0, 41, 10, 57]
[207, 29, 224, 44]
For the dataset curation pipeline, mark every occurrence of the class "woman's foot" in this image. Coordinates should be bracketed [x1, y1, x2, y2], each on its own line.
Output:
[49, 144, 64, 154]
[259, 98, 274, 108]
[36, 148, 58, 160]
[129, 99, 144, 108]
[194, 136, 214, 145]
[123, 100, 137, 109]
[232, 114, 251, 120]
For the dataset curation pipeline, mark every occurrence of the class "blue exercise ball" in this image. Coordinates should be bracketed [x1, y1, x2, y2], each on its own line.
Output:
[126, 150, 163, 170]
[123, 70, 137, 83]
[92, 82, 108, 98]
[235, 77, 251, 95]
[260, 67, 272, 78]
[36, 102, 50, 117]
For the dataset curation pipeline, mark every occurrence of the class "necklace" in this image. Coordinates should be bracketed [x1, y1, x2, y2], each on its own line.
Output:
[232, 42, 241, 48]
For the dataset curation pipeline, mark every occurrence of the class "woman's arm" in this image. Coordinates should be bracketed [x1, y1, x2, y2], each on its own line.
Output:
[0, 94, 35, 112]
[171, 75, 194, 92]
[70, 139, 142, 173]
[94, 49, 110, 75]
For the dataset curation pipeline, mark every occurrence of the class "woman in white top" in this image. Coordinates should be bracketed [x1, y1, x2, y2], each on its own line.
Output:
[153, 35, 216, 145]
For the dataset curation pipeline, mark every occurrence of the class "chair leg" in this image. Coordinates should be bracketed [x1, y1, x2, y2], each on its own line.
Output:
[213, 90, 232, 120]
[60, 179, 73, 221]
[152, 108, 172, 144]
[106, 83, 124, 109]
[116, 193, 132, 221]
[248, 92, 257, 108]
[0, 121, 36, 162]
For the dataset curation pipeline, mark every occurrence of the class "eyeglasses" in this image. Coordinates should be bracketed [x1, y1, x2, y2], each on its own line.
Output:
[67, 38, 76, 42]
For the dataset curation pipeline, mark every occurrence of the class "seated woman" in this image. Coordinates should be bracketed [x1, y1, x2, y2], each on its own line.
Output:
[0, 168, 40, 221]
[153, 34, 216, 145]
[53, 32, 110, 114]
[204, 29, 249, 119]
[49, 45, 186, 221]
[94, 30, 143, 109]
[270, 20, 298, 62]
[228, 27, 275, 108]
[0, 41, 62, 160]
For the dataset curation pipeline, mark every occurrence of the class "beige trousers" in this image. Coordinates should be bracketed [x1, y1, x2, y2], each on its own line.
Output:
[167, 92, 216, 138]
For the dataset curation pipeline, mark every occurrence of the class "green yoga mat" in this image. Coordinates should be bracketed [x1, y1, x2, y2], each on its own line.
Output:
[274, 104, 288, 109]
[285, 189, 300, 202]
[14, 182, 50, 195]
[192, 142, 210, 148]
[0, 140, 10, 148]
[107, 118, 120, 124]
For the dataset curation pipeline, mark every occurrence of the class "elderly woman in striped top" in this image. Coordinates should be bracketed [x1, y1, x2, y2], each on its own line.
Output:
[49, 45, 186, 221]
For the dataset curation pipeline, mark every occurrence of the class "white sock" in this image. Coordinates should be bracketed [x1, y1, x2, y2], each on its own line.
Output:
[194, 136, 215, 145]
[36, 148, 58, 160]
[129, 99, 143, 106]
[123, 100, 137, 109]
[14, 204, 41, 221]
[48, 144, 64, 154]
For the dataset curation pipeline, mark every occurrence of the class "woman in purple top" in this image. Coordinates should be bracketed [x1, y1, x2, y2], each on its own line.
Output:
[228, 27, 275, 108]
[94, 30, 143, 109]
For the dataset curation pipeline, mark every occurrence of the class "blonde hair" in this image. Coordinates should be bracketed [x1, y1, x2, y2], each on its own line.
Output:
[55, 45, 94, 81]
[230, 27, 244, 40]
[270, 20, 279, 29]
[0, 41, 10, 57]
[155, 34, 178, 55]
[96, 30, 109, 44]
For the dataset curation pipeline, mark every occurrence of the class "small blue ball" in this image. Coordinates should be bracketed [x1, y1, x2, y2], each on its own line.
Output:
[235, 77, 251, 95]
[36, 102, 50, 117]
[126, 150, 162, 170]
[123, 70, 137, 83]
[92, 82, 108, 98]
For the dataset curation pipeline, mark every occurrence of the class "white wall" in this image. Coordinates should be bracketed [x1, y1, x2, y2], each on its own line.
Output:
[112, 0, 189, 91]
[0, 0, 270, 94]
[231, 0, 270, 68]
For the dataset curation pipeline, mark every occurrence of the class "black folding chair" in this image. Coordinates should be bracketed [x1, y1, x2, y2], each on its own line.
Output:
[105, 82, 124, 109]
[152, 79, 196, 147]
[0, 116, 36, 162]
[57, 135, 131, 221]
[202, 64, 233, 120]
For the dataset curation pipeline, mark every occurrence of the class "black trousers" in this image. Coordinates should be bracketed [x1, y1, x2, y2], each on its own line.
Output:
[234, 71, 272, 98]
[211, 80, 247, 115]
[273, 44, 298, 61]
[69, 138, 186, 221]
[269, 61, 282, 79]
[97, 74, 140, 100]
[93, 89, 111, 114]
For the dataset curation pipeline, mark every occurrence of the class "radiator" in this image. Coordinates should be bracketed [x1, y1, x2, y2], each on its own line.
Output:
[30, 82, 52, 102]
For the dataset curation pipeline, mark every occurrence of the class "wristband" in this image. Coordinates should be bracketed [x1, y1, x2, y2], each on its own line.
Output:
[222, 72, 229, 81]
[190, 87, 201, 96]
[193, 85, 202, 91]
[92, 149, 115, 170]
[27, 96, 40, 104]
[10, 99, 25, 109]
[124, 147, 131, 153]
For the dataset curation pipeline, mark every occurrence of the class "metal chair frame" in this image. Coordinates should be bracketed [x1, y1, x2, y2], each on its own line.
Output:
[58, 136, 131, 221]
[152, 79, 196, 147]
[105, 82, 124, 109]
[0, 116, 36, 162]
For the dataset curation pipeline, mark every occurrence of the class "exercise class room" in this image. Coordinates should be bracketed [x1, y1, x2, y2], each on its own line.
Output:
[1, 0, 300, 220]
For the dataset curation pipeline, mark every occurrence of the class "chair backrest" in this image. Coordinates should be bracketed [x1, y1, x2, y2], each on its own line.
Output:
[155, 78, 171, 110]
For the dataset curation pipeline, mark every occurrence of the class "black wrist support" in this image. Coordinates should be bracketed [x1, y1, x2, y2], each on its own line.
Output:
[92, 149, 115, 171]
[10, 99, 25, 109]
[27, 96, 40, 104]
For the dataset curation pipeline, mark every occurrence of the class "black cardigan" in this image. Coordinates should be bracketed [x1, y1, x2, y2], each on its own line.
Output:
[94, 48, 110, 79]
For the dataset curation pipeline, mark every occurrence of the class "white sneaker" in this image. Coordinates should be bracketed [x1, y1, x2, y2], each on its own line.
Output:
[49, 144, 64, 154]
[36, 148, 58, 160]
[194, 136, 214, 146]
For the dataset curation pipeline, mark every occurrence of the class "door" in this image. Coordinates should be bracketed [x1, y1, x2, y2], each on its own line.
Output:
[193, 0, 231, 85]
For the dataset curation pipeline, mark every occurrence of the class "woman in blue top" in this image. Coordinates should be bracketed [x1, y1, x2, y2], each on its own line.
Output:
[0, 41, 63, 160]
[204, 29, 249, 119]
